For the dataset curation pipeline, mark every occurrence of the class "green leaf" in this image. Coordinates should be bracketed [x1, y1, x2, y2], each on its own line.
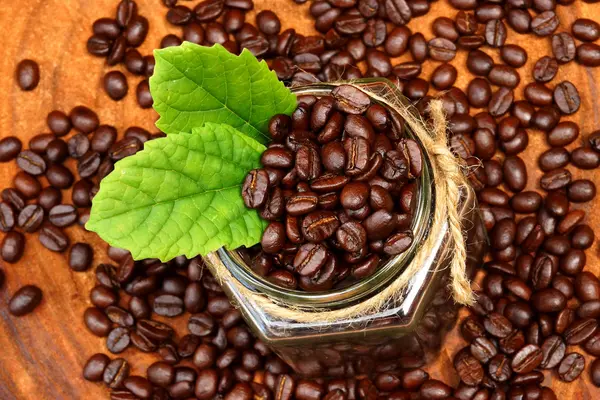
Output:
[149, 42, 297, 144]
[86, 123, 268, 262]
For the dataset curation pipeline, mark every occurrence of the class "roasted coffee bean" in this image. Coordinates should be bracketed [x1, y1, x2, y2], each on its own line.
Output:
[28, 133, 54, 155]
[490, 219, 516, 250]
[107, 327, 131, 354]
[539, 335, 566, 369]
[540, 169, 572, 191]
[591, 359, 600, 387]
[489, 88, 514, 117]
[432, 17, 459, 41]
[546, 122, 578, 148]
[103, 358, 130, 389]
[532, 288, 566, 312]
[575, 271, 600, 302]
[293, 243, 327, 277]
[431, 63, 457, 90]
[106, 35, 127, 64]
[467, 79, 491, 109]
[470, 337, 497, 363]
[38, 225, 69, 252]
[524, 83, 553, 107]
[344, 137, 370, 176]
[123, 49, 147, 75]
[90, 126, 117, 154]
[488, 65, 520, 89]
[67, 133, 90, 159]
[121, 376, 152, 399]
[90, 286, 118, 309]
[428, 37, 456, 61]
[557, 352, 585, 382]
[340, 182, 369, 210]
[296, 145, 322, 181]
[17, 204, 44, 233]
[71, 179, 93, 208]
[552, 33, 576, 63]
[302, 211, 340, 242]
[336, 221, 367, 253]
[104, 71, 128, 101]
[116, 0, 137, 27]
[454, 351, 484, 386]
[48, 204, 77, 228]
[8, 285, 43, 316]
[553, 81, 580, 115]
[16, 59, 40, 91]
[42, 139, 67, 164]
[345, 114, 375, 142]
[45, 111, 71, 138]
[194, 0, 224, 22]
[16, 150, 46, 176]
[0, 137, 22, 162]
[488, 354, 512, 382]
[84, 354, 111, 382]
[570, 224, 594, 249]
[67, 242, 93, 272]
[532, 11, 559, 36]
[512, 101, 534, 128]
[485, 20, 507, 47]
[456, 11, 477, 34]
[153, 294, 184, 317]
[136, 79, 153, 108]
[70, 105, 99, 134]
[383, 232, 412, 255]
[87, 34, 112, 57]
[85, 307, 112, 337]
[503, 156, 527, 192]
[147, 362, 175, 388]
[484, 312, 513, 338]
[511, 191, 542, 214]
[539, 148, 569, 173]
[187, 313, 216, 338]
[0, 202, 16, 232]
[261, 222, 286, 254]
[567, 179, 596, 203]
[512, 344, 543, 373]
[563, 318, 598, 345]
[572, 18, 600, 41]
[137, 319, 173, 343]
[533, 56, 558, 83]
[501, 44, 528, 68]
[332, 85, 370, 114]
[46, 164, 74, 189]
[571, 147, 600, 169]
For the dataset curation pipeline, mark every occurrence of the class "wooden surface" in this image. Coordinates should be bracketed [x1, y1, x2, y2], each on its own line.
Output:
[1, 0, 600, 398]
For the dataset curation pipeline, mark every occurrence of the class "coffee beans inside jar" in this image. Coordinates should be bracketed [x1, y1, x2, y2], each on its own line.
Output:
[242, 85, 422, 291]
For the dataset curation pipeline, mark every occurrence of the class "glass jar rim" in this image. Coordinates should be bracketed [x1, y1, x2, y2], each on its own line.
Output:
[219, 79, 436, 309]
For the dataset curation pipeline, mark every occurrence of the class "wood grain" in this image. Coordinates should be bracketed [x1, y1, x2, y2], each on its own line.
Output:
[0, 0, 599, 398]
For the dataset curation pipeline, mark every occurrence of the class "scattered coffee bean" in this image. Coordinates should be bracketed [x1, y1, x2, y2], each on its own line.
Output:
[15, 59, 40, 91]
[8, 285, 43, 316]
[104, 71, 129, 100]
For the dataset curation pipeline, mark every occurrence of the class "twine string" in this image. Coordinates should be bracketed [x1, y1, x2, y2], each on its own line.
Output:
[209, 83, 474, 324]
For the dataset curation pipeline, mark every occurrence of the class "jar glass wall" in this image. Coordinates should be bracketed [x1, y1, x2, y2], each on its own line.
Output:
[204, 79, 487, 377]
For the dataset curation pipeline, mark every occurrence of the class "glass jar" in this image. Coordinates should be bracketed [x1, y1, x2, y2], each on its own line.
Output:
[204, 79, 487, 378]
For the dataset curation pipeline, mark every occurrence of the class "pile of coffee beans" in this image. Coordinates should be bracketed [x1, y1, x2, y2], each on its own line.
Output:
[242, 84, 422, 290]
[0, 105, 157, 314]
[6, 0, 600, 398]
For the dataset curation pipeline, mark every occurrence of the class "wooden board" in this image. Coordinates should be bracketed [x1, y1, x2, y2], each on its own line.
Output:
[0, 0, 599, 398]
